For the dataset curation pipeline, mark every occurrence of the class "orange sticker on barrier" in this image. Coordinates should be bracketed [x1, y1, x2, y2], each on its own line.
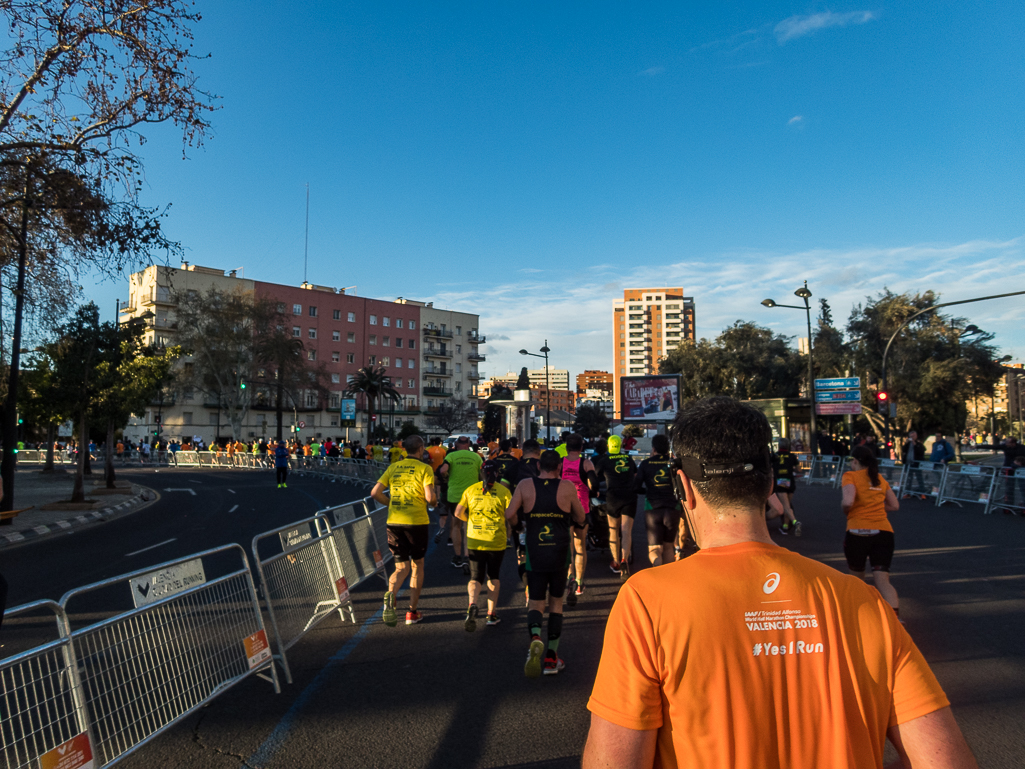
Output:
[373, 550, 385, 570]
[244, 629, 271, 670]
[40, 733, 94, 769]
[336, 576, 350, 603]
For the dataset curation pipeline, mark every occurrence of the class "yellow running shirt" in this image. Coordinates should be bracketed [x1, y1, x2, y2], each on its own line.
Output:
[459, 481, 512, 551]
[377, 459, 434, 526]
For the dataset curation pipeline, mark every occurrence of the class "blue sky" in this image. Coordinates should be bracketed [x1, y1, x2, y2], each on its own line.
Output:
[86, 2, 1025, 379]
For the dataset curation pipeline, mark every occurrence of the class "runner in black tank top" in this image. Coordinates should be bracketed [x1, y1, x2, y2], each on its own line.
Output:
[513, 440, 543, 590]
[524, 476, 572, 571]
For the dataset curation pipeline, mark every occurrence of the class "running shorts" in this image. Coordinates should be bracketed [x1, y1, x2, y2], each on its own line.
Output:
[843, 530, 895, 572]
[467, 549, 505, 582]
[645, 506, 680, 546]
[387, 524, 429, 562]
[773, 480, 795, 496]
[605, 495, 637, 519]
[526, 569, 568, 601]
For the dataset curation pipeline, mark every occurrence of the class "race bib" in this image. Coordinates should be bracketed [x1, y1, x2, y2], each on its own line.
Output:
[776, 478, 791, 489]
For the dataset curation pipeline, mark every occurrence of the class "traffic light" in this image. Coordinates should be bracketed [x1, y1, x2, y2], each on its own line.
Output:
[875, 391, 889, 414]
[17, 417, 23, 425]
[240, 380, 247, 390]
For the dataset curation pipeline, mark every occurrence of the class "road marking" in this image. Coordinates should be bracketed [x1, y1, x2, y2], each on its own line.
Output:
[188, 479, 202, 484]
[164, 488, 197, 495]
[126, 538, 177, 557]
[228, 489, 236, 494]
[229, 504, 239, 513]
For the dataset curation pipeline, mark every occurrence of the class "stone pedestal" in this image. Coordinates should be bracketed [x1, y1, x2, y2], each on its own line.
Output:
[491, 389, 538, 444]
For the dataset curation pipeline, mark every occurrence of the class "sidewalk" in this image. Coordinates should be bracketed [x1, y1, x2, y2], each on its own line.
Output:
[0, 468, 156, 549]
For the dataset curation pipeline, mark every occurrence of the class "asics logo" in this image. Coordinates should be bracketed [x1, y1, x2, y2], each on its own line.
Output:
[762, 572, 780, 594]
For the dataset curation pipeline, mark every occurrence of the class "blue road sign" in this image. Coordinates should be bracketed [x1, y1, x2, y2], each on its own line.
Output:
[815, 390, 861, 402]
[814, 377, 861, 390]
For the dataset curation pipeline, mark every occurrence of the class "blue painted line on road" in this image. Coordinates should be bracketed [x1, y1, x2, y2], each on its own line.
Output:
[244, 536, 441, 768]
[296, 487, 327, 509]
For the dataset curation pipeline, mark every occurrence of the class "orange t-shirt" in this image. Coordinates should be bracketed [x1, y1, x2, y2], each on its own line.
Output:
[426, 445, 448, 472]
[842, 469, 893, 532]
[510, 448, 523, 459]
[587, 542, 947, 769]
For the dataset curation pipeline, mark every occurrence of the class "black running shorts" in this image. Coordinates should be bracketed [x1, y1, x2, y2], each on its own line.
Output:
[605, 495, 637, 519]
[526, 569, 568, 601]
[843, 530, 895, 572]
[645, 506, 680, 546]
[387, 524, 429, 562]
[467, 548, 505, 582]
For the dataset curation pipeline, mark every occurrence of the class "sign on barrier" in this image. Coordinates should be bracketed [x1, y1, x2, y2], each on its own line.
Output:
[252, 515, 349, 685]
[330, 506, 391, 596]
[0, 601, 94, 769]
[60, 544, 277, 767]
[807, 455, 844, 486]
[938, 464, 997, 509]
[901, 461, 948, 501]
[986, 467, 1025, 515]
[876, 459, 905, 493]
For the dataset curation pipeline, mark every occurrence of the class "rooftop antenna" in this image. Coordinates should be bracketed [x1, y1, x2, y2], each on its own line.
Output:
[303, 183, 310, 284]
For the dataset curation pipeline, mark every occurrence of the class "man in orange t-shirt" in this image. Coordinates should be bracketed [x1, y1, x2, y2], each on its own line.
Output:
[583, 397, 977, 769]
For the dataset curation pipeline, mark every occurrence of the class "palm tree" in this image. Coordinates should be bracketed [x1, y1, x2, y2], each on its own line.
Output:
[345, 365, 400, 443]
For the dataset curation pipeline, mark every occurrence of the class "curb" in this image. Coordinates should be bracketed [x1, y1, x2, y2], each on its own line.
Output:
[0, 487, 159, 549]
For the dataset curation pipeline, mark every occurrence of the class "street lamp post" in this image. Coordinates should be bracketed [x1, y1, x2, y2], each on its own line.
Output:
[520, 341, 552, 444]
[762, 281, 817, 455]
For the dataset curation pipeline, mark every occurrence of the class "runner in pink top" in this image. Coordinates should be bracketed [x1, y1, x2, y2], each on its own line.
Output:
[561, 434, 596, 605]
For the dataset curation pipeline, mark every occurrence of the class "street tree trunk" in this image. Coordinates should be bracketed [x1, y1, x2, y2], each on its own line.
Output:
[105, 418, 116, 488]
[275, 379, 283, 442]
[71, 414, 88, 503]
[43, 423, 55, 473]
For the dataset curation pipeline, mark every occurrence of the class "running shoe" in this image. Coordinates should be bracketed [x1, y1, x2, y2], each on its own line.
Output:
[382, 591, 397, 627]
[525, 636, 545, 678]
[575, 582, 585, 596]
[486, 614, 502, 626]
[620, 560, 630, 582]
[405, 609, 423, 625]
[543, 654, 565, 676]
[566, 579, 578, 607]
[276, 483, 282, 489]
[446, 538, 453, 547]
[464, 604, 478, 633]
[450, 556, 464, 568]
[609, 560, 621, 575]
[793, 521, 802, 537]
[779, 523, 789, 535]
[434, 528, 446, 544]
[282, 483, 288, 488]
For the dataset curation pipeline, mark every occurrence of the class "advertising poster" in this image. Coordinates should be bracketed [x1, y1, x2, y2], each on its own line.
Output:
[620, 375, 681, 422]
[340, 398, 357, 427]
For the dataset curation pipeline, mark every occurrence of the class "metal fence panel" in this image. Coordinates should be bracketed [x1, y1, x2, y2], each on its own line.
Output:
[901, 461, 948, 502]
[326, 500, 369, 527]
[0, 601, 93, 769]
[330, 506, 391, 593]
[987, 467, 1025, 515]
[877, 459, 906, 494]
[251, 515, 349, 685]
[937, 464, 997, 509]
[807, 455, 844, 486]
[60, 544, 277, 767]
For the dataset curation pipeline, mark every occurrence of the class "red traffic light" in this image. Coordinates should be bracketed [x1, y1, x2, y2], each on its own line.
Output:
[877, 391, 888, 401]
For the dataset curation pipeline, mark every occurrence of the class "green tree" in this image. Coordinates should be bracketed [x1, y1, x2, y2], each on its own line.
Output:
[424, 396, 478, 435]
[396, 421, 420, 440]
[573, 403, 610, 439]
[344, 366, 400, 444]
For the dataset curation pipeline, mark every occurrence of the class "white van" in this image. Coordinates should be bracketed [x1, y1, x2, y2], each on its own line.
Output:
[444, 433, 480, 449]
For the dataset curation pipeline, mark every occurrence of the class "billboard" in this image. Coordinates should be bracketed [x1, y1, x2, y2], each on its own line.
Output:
[340, 398, 357, 427]
[620, 375, 681, 422]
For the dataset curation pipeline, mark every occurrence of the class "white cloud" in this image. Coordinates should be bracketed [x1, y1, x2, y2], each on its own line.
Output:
[774, 11, 876, 44]
[639, 66, 665, 77]
[421, 238, 1025, 383]
[788, 115, 804, 125]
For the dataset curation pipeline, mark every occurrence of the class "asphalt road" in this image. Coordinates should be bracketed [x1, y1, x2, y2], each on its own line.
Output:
[3, 475, 1024, 768]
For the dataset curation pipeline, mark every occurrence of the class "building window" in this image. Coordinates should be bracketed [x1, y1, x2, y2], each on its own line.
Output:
[455, 363, 461, 373]
[383, 337, 390, 347]
[408, 379, 415, 388]
[409, 320, 416, 330]
[331, 373, 340, 383]
[456, 326, 461, 335]
[276, 303, 285, 313]
[308, 328, 317, 339]
[292, 326, 301, 337]
[183, 412, 193, 425]
[455, 381, 462, 391]
[332, 351, 340, 362]
[395, 379, 403, 388]
[346, 353, 354, 363]
[383, 317, 390, 327]
[408, 340, 416, 350]
[293, 304, 302, 315]
[395, 357, 403, 367]
[305, 392, 318, 408]
[209, 412, 218, 425]
[370, 315, 377, 325]
[368, 355, 376, 365]
[382, 356, 390, 366]
[309, 306, 317, 317]
[369, 335, 377, 345]
[329, 393, 340, 408]
[396, 318, 404, 329]
[308, 350, 317, 361]
[332, 331, 340, 341]
[347, 332, 355, 343]
[333, 309, 341, 320]
[408, 359, 414, 369]
[348, 312, 355, 322]
[455, 344, 461, 353]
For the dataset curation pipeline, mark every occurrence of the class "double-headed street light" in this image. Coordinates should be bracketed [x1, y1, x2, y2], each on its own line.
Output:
[762, 281, 817, 455]
[520, 341, 552, 444]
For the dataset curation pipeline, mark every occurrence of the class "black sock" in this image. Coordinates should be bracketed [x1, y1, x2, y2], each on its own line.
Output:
[527, 609, 543, 639]
[547, 612, 563, 655]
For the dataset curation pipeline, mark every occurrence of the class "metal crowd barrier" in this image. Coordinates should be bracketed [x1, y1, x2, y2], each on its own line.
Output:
[325, 498, 371, 527]
[60, 544, 278, 767]
[937, 464, 998, 509]
[330, 505, 391, 596]
[252, 515, 352, 685]
[985, 468, 1025, 515]
[807, 455, 844, 486]
[0, 601, 94, 769]
[901, 461, 948, 502]
[876, 459, 905, 494]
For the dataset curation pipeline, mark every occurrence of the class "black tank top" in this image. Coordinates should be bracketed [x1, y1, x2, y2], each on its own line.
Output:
[525, 477, 571, 571]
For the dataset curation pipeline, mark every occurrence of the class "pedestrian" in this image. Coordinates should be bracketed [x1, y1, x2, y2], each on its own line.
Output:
[582, 396, 976, 769]
[436, 436, 483, 566]
[930, 433, 956, 464]
[594, 434, 638, 579]
[561, 433, 596, 604]
[371, 435, 436, 626]
[634, 434, 683, 566]
[843, 446, 901, 614]
[455, 460, 512, 631]
[274, 440, 290, 488]
[769, 438, 801, 536]
[506, 450, 587, 677]
[902, 430, 928, 500]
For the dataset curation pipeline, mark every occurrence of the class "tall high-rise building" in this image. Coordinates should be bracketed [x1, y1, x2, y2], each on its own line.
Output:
[612, 287, 696, 418]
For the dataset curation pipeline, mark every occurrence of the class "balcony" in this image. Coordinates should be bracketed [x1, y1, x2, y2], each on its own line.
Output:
[423, 386, 452, 397]
[466, 352, 485, 362]
[467, 371, 482, 381]
[423, 327, 453, 339]
[140, 288, 175, 307]
[423, 368, 452, 378]
[423, 346, 452, 359]
[468, 333, 486, 344]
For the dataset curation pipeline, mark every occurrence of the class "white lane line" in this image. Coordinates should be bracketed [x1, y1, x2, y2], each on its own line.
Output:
[228, 504, 239, 513]
[228, 489, 236, 494]
[188, 480, 202, 484]
[126, 538, 177, 557]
